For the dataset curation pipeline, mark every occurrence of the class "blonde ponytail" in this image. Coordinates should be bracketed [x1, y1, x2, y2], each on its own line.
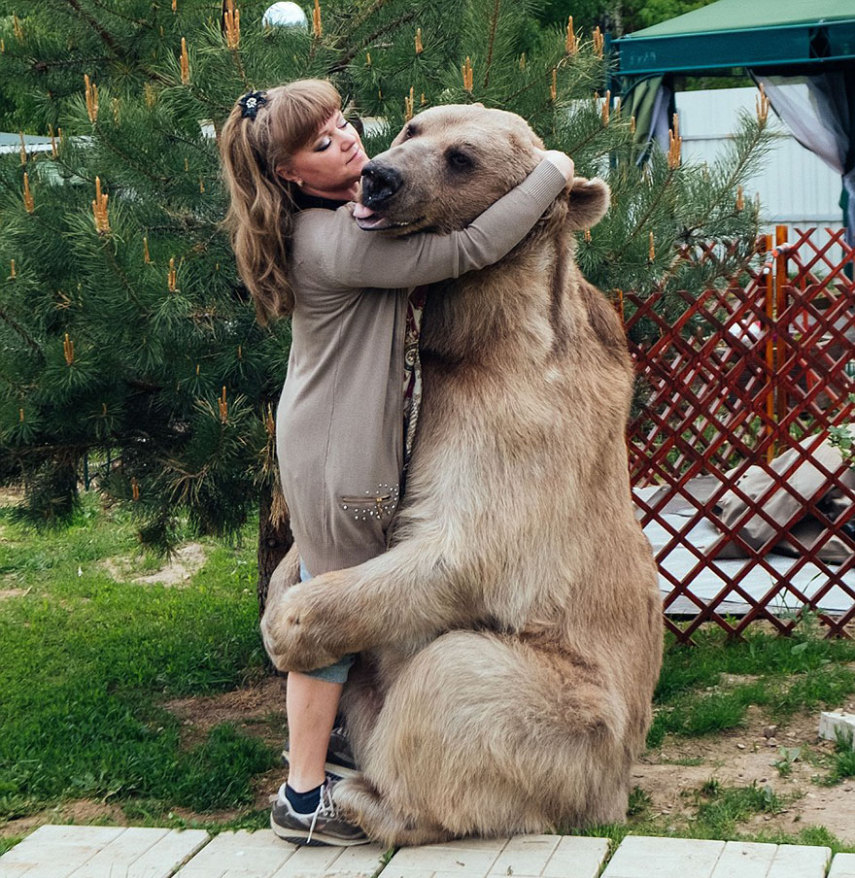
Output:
[219, 80, 341, 324]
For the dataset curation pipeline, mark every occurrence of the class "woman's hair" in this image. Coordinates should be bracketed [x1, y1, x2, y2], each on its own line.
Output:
[219, 79, 341, 323]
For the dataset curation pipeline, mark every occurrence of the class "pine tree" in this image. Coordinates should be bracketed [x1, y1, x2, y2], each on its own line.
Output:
[0, 0, 770, 605]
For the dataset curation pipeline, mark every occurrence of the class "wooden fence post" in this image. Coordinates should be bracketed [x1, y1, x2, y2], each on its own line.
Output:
[774, 225, 789, 431]
[764, 233, 776, 462]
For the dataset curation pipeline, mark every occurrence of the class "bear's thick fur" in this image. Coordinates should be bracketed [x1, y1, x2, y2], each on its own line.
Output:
[261, 105, 662, 846]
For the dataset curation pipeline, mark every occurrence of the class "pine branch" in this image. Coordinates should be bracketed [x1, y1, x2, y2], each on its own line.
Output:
[483, 0, 502, 89]
[562, 123, 616, 157]
[0, 304, 42, 353]
[330, 11, 419, 73]
[32, 56, 112, 74]
[11, 441, 97, 458]
[681, 123, 767, 239]
[125, 378, 164, 393]
[87, 0, 150, 28]
[350, 0, 393, 33]
[627, 167, 678, 242]
[62, 0, 121, 56]
[654, 230, 756, 297]
[643, 123, 767, 295]
[228, 47, 249, 90]
[103, 245, 148, 314]
[96, 131, 173, 186]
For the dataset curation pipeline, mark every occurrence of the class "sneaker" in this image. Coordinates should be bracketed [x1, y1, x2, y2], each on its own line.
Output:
[281, 726, 362, 779]
[270, 780, 369, 846]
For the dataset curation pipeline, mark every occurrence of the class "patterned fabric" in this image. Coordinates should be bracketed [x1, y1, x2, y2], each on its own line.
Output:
[403, 285, 427, 468]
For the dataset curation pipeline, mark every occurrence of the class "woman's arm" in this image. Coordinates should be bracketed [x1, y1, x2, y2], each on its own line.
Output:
[294, 158, 568, 290]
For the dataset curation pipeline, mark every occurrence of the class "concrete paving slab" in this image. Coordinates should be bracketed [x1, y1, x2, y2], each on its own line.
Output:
[381, 838, 506, 876]
[766, 844, 831, 878]
[271, 839, 389, 877]
[602, 836, 726, 878]
[829, 853, 855, 878]
[175, 829, 293, 877]
[174, 829, 387, 878]
[383, 835, 609, 878]
[122, 829, 211, 878]
[486, 834, 558, 875]
[540, 836, 610, 878]
[0, 826, 842, 878]
[710, 842, 777, 877]
[0, 825, 208, 878]
[73, 827, 209, 878]
[0, 825, 127, 877]
[64, 827, 172, 878]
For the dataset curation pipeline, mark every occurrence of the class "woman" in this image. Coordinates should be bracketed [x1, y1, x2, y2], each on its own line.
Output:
[219, 79, 573, 846]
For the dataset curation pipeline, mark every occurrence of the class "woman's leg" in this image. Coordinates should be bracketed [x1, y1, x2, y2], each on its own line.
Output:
[273, 667, 368, 845]
[285, 671, 342, 792]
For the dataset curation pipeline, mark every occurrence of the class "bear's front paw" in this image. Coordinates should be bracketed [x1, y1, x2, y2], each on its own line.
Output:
[260, 584, 341, 672]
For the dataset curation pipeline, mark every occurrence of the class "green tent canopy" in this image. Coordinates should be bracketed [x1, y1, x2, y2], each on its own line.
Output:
[614, 0, 855, 76]
[612, 0, 855, 251]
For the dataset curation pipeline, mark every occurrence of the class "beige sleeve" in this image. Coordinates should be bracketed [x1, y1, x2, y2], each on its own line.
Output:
[294, 159, 567, 290]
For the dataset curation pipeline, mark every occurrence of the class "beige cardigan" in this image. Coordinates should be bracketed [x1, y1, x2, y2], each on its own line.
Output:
[276, 159, 566, 576]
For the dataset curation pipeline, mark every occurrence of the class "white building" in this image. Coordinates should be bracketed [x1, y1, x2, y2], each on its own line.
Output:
[676, 86, 844, 255]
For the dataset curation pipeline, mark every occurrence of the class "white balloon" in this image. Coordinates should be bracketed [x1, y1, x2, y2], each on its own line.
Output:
[263, 2, 308, 28]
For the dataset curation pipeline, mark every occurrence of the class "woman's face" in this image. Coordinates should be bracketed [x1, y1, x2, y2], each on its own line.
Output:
[278, 111, 368, 198]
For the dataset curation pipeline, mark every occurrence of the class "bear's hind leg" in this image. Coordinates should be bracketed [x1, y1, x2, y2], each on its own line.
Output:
[355, 630, 631, 844]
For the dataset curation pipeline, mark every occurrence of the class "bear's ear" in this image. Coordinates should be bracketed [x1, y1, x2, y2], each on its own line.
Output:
[566, 177, 610, 231]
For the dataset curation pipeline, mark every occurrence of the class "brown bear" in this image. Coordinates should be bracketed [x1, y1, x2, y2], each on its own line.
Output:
[261, 104, 662, 846]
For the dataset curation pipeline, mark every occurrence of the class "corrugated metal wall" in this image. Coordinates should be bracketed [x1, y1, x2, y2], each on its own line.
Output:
[677, 86, 844, 256]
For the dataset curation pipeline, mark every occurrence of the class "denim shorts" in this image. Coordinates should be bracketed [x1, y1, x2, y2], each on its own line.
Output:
[298, 560, 355, 684]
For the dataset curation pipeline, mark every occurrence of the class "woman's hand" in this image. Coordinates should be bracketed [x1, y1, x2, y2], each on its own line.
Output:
[534, 148, 574, 183]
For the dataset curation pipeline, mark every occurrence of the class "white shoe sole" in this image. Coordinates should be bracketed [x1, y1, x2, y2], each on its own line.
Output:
[269, 811, 371, 846]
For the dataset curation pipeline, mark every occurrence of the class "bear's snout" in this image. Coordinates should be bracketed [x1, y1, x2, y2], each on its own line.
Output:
[362, 162, 403, 209]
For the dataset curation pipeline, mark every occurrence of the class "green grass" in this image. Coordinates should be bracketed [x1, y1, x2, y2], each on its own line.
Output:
[832, 748, 855, 782]
[825, 734, 855, 785]
[691, 781, 783, 838]
[579, 779, 855, 855]
[647, 627, 855, 748]
[0, 837, 21, 856]
[2, 494, 855, 851]
[0, 494, 276, 826]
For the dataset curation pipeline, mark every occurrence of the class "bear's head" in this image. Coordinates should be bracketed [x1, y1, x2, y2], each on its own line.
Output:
[354, 104, 609, 236]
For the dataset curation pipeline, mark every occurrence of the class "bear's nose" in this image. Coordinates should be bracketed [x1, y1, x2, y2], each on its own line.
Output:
[361, 162, 403, 208]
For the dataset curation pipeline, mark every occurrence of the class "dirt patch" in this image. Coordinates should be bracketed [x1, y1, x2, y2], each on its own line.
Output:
[164, 675, 286, 742]
[636, 702, 855, 842]
[102, 542, 208, 586]
[0, 588, 28, 600]
[1, 800, 128, 839]
[0, 485, 23, 507]
[164, 675, 288, 811]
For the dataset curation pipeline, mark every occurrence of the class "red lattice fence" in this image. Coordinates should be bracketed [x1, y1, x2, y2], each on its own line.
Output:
[626, 227, 855, 640]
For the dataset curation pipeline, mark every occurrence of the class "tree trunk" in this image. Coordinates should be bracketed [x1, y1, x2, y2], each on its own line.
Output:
[257, 489, 293, 618]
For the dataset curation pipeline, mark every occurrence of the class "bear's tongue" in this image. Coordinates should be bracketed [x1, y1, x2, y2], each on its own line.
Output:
[353, 201, 393, 231]
[352, 202, 375, 220]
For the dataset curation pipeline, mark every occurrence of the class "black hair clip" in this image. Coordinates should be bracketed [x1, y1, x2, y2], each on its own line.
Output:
[239, 91, 268, 119]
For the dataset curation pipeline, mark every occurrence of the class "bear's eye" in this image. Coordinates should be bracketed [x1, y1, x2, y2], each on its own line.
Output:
[446, 150, 473, 170]
[403, 124, 418, 140]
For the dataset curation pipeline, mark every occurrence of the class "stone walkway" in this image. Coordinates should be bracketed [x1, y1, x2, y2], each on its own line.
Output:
[3, 825, 855, 878]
